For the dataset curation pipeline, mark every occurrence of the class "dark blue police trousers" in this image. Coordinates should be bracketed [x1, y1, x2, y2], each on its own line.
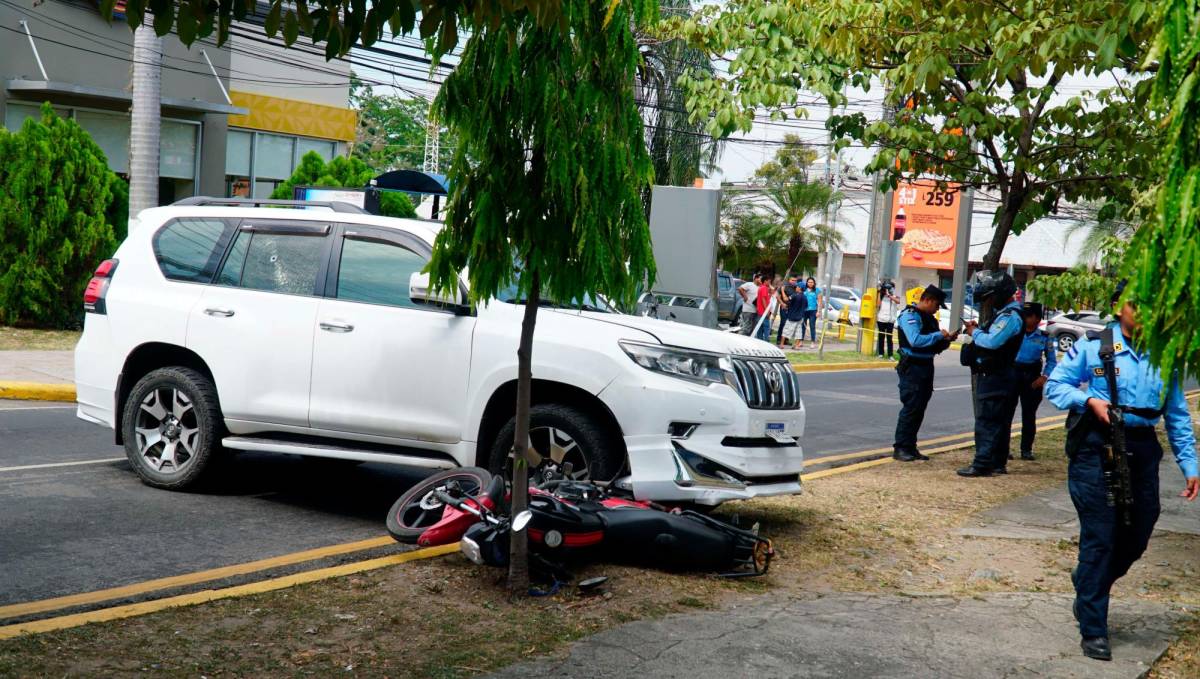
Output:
[1068, 428, 1162, 638]
[894, 358, 934, 454]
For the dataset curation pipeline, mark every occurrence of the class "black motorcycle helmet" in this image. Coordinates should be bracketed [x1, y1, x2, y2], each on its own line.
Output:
[970, 270, 1017, 304]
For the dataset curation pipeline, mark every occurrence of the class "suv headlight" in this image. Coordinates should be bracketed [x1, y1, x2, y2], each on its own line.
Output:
[619, 341, 736, 387]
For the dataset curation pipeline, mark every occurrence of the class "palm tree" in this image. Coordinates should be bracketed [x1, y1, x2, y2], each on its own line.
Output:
[129, 26, 163, 213]
[761, 180, 845, 273]
[1064, 203, 1136, 272]
[635, 0, 724, 187]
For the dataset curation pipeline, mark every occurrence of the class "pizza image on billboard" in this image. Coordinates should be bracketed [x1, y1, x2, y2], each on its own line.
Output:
[902, 228, 954, 253]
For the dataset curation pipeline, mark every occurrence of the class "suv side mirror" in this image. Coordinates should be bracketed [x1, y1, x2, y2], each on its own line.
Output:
[409, 272, 468, 313]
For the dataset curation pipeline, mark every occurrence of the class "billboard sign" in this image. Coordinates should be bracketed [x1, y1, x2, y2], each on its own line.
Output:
[890, 179, 961, 270]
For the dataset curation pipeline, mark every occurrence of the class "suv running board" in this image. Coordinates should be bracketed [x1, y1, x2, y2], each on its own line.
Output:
[221, 436, 458, 470]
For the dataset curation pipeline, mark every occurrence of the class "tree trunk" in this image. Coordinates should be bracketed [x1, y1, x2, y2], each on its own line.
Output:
[981, 203, 1018, 271]
[507, 272, 540, 593]
[129, 26, 162, 215]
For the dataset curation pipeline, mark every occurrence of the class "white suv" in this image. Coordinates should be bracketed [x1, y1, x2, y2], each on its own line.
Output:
[75, 199, 806, 505]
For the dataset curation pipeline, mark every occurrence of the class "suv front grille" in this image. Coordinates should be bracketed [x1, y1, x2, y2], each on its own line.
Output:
[730, 358, 801, 410]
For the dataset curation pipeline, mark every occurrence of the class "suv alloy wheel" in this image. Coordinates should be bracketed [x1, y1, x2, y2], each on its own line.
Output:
[121, 367, 224, 490]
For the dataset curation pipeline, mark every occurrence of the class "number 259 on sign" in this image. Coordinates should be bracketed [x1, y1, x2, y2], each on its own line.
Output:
[923, 190, 956, 207]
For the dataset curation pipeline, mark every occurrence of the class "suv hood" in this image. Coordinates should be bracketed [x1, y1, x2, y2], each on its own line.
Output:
[564, 311, 786, 359]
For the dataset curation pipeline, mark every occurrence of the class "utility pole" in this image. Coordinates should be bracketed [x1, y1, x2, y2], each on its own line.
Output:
[858, 81, 896, 351]
[129, 25, 162, 214]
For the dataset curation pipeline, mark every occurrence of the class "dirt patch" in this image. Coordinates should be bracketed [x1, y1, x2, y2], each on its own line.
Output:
[3, 427, 1198, 677]
[0, 327, 80, 351]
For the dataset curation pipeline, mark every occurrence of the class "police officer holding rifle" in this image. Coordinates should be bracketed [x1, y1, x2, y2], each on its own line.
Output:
[1046, 282, 1199, 661]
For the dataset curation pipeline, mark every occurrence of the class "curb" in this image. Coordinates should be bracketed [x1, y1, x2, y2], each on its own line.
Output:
[792, 361, 893, 373]
[0, 381, 76, 402]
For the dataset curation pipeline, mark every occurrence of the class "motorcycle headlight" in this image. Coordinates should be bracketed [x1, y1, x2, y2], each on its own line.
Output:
[619, 341, 735, 387]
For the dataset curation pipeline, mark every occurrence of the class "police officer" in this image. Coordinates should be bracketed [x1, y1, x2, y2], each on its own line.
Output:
[1012, 302, 1056, 460]
[893, 285, 957, 462]
[1046, 284, 1198, 660]
[958, 271, 1024, 477]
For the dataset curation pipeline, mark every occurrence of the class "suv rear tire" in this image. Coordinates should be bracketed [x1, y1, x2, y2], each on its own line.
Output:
[1056, 333, 1075, 352]
[487, 404, 623, 483]
[121, 367, 224, 490]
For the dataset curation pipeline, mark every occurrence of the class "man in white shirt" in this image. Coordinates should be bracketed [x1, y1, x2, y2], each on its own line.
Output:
[876, 280, 902, 358]
[738, 274, 760, 335]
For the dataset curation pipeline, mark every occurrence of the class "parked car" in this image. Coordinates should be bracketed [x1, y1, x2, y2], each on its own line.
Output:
[716, 270, 743, 323]
[827, 285, 861, 308]
[938, 305, 978, 333]
[1045, 311, 1106, 352]
[821, 297, 861, 326]
[75, 198, 806, 506]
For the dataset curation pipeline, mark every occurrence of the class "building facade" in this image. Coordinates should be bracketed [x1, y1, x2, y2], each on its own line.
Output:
[1, 0, 354, 203]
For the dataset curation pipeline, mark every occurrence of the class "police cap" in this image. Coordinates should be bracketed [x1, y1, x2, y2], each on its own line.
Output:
[920, 285, 948, 308]
[1022, 302, 1044, 319]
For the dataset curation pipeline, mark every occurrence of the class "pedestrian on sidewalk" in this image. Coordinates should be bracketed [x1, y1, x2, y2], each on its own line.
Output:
[774, 278, 796, 347]
[892, 286, 957, 462]
[876, 280, 902, 359]
[1045, 282, 1198, 662]
[802, 277, 820, 348]
[782, 283, 808, 350]
[738, 274, 760, 336]
[1011, 302, 1056, 460]
[755, 275, 774, 342]
[957, 271, 1023, 478]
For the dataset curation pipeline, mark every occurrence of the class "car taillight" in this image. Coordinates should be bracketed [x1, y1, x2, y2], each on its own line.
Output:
[83, 259, 118, 314]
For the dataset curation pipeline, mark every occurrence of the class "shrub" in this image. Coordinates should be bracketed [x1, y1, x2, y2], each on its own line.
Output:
[270, 151, 416, 218]
[0, 104, 121, 328]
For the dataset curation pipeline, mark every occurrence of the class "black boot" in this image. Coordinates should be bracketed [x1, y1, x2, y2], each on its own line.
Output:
[911, 451, 930, 461]
[1081, 636, 1111, 661]
[1021, 450, 1036, 461]
[893, 450, 918, 462]
[956, 466, 992, 477]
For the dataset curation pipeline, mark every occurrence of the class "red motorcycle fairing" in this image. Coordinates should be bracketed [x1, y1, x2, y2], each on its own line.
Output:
[416, 495, 496, 547]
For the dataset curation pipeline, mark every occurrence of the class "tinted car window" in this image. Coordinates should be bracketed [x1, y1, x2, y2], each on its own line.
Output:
[153, 218, 235, 283]
[718, 275, 731, 292]
[217, 231, 325, 295]
[336, 237, 427, 308]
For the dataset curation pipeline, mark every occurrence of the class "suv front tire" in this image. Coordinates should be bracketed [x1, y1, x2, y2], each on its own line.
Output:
[488, 404, 623, 483]
[121, 367, 224, 490]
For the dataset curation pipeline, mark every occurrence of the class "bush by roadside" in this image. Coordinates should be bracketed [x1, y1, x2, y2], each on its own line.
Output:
[0, 104, 126, 329]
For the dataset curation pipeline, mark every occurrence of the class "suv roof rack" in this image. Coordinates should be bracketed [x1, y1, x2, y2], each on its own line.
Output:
[172, 197, 369, 214]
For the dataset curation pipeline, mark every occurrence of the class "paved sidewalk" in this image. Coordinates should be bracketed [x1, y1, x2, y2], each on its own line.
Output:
[960, 458, 1200, 541]
[490, 592, 1183, 679]
[0, 351, 73, 384]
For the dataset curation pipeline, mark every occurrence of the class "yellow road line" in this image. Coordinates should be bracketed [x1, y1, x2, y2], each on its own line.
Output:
[0, 381, 75, 402]
[0, 543, 458, 640]
[0, 535, 397, 620]
[810, 413, 1069, 467]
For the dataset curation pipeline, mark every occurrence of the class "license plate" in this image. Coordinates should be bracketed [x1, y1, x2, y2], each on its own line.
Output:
[765, 422, 792, 442]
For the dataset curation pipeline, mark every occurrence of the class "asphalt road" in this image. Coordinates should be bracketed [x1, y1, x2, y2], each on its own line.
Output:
[0, 358, 1059, 610]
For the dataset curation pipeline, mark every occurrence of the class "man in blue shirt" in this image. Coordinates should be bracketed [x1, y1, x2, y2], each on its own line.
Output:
[892, 285, 958, 461]
[958, 271, 1024, 477]
[1046, 282, 1198, 661]
[1012, 302, 1057, 460]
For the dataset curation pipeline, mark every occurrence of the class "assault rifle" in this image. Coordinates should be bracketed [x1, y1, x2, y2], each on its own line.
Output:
[1099, 328, 1134, 527]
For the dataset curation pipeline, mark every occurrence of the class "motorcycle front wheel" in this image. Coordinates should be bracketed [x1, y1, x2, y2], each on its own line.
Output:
[386, 467, 494, 543]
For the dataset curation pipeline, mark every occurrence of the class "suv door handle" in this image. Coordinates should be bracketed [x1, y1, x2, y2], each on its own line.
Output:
[203, 307, 235, 317]
[319, 321, 354, 333]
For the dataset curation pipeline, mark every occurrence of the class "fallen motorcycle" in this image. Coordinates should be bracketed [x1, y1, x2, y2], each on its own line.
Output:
[385, 466, 773, 577]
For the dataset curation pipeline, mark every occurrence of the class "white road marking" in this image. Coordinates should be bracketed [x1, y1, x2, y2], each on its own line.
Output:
[934, 384, 973, 392]
[0, 404, 76, 411]
[0, 458, 124, 473]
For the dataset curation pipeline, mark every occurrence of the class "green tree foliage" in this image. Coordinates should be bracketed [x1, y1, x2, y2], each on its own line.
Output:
[674, 0, 1159, 270]
[270, 151, 416, 218]
[428, 0, 656, 589]
[1026, 270, 1115, 315]
[1122, 0, 1200, 379]
[636, 0, 723, 187]
[719, 198, 788, 276]
[350, 76, 454, 173]
[0, 105, 120, 328]
[113, 0, 568, 57]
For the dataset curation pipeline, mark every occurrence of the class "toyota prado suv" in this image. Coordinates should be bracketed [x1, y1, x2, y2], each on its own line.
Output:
[75, 198, 806, 506]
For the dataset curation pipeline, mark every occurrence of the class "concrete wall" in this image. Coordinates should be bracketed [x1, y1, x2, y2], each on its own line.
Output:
[229, 34, 351, 108]
[1, 0, 230, 105]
